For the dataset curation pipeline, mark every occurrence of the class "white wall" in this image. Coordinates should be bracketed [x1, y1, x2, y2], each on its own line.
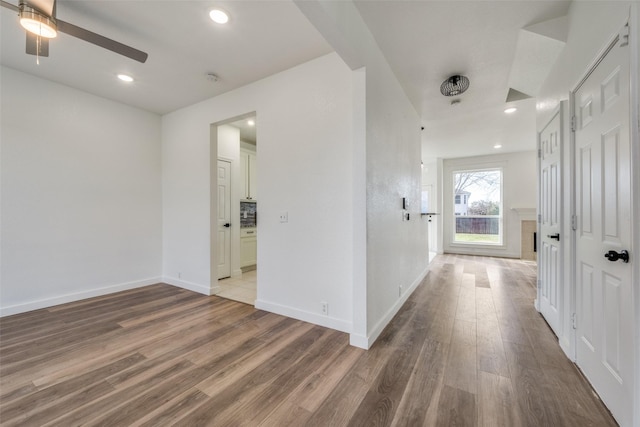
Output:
[295, 1, 429, 348]
[0, 66, 162, 315]
[442, 151, 537, 258]
[162, 53, 355, 333]
[364, 51, 428, 341]
[536, 4, 638, 421]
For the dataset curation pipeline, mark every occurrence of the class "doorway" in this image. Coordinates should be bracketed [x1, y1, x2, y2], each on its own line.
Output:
[214, 113, 258, 305]
[217, 159, 232, 279]
[572, 26, 635, 427]
[538, 103, 563, 337]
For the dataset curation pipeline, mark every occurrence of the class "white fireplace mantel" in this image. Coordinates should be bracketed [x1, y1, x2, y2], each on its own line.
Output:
[511, 207, 537, 221]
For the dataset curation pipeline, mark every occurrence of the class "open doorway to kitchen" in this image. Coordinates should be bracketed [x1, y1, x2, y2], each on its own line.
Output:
[212, 113, 257, 305]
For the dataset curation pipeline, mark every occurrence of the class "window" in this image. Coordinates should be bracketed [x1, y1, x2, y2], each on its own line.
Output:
[452, 169, 502, 245]
[421, 189, 429, 214]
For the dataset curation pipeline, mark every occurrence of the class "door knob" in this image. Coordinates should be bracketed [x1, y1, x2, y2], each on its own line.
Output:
[223, 223, 231, 228]
[547, 233, 560, 241]
[604, 250, 629, 263]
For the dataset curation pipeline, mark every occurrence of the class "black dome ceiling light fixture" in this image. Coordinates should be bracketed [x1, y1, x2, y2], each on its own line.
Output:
[440, 75, 470, 97]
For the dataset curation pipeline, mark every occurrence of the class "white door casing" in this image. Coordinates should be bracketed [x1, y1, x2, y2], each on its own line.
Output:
[573, 28, 634, 427]
[217, 160, 232, 279]
[538, 106, 563, 337]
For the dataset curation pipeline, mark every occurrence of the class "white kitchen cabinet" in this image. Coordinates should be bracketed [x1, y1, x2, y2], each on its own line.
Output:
[240, 149, 257, 200]
[240, 228, 257, 267]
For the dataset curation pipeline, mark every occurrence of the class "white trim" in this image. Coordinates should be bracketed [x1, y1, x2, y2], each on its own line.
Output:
[255, 299, 352, 334]
[628, 4, 639, 426]
[0, 277, 162, 317]
[163, 276, 218, 295]
[357, 265, 430, 349]
[349, 333, 368, 349]
[510, 207, 537, 220]
[559, 335, 574, 362]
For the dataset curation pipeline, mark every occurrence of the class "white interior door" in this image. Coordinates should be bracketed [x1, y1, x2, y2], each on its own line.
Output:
[538, 107, 562, 336]
[217, 160, 232, 279]
[574, 29, 634, 427]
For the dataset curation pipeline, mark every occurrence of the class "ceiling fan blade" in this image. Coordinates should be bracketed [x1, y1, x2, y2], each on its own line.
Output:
[0, 0, 19, 12]
[26, 0, 54, 16]
[57, 19, 148, 63]
[25, 31, 49, 56]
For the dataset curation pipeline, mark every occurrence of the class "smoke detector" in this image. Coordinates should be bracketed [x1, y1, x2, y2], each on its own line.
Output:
[206, 73, 219, 82]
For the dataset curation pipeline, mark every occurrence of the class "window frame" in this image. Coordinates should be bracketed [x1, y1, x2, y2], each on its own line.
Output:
[450, 166, 505, 247]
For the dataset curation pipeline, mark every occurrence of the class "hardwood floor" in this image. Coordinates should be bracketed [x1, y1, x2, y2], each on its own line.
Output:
[0, 255, 618, 426]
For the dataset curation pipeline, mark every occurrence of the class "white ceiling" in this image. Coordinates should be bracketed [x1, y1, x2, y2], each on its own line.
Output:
[353, 0, 571, 160]
[0, 1, 333, 114]
[229, 115, 257, 145]
[1, 0, 572, 160]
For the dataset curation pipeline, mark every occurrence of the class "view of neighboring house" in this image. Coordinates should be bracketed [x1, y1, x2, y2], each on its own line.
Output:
[454, 191, 470, 215]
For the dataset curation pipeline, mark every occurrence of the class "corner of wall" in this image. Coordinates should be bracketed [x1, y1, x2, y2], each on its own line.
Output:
[162, 276, 217, 296]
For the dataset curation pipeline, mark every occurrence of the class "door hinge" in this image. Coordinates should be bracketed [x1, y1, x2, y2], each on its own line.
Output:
[570, 116, 577, 132]
[538, 148, 542, 158]
[571, 215, 578, 231]
[537, 214, 542, 224]
[620, 23, 630, 47]
[571, 312, 577, 330]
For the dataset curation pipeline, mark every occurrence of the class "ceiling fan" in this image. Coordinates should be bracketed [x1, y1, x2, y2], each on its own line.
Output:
[0, 0, 148, 63]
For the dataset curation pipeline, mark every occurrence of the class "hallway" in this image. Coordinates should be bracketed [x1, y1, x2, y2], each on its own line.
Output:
[0, 255, 617, 425]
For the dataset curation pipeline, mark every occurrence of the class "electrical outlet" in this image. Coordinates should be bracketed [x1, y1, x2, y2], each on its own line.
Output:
[279, 211, 289, 223]
[399, 285, 403, 297]
[321, 301, 328, 315]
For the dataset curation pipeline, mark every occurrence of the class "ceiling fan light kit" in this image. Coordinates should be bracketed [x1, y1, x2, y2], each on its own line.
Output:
[440, 74, 470, 97]
[1, 0, 148, 63]
[19, 4, 57, 37]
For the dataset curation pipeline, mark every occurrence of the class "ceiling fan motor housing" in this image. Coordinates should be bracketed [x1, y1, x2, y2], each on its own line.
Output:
[440, 75, 470, 96]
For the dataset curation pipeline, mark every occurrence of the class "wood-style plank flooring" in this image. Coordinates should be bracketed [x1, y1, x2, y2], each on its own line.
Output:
[0, 255, 618, 426]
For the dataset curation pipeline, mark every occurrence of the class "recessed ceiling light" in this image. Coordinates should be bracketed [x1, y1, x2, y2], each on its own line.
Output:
[209, 9, 229, 24]
[504, 107, 517, 114]
[494, 144, 503, 149]
[247, 119, 255, 126]
[117, 74, 134, 82]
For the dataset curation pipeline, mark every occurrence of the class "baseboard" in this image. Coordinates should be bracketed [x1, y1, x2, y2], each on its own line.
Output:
[163, 276, 218, 295]
[349, 333, 369, 349]
[559, 335, 575, 362]
[255, 299, 351, 334]
[364, 265, 430, 349]
[0, 277, 162, 317]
